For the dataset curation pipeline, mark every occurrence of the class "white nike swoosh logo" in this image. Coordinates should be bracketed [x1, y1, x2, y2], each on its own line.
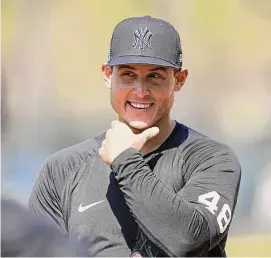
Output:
[78, 200, 105, 212]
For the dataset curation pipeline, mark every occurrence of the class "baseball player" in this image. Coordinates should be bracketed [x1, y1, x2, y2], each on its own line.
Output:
[29, 16, 241, 257]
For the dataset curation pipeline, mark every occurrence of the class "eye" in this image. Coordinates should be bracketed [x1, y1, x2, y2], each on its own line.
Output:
[147, 73, 165, 84]
[121, 71, 135, 80]
[148, 73, 161, 79]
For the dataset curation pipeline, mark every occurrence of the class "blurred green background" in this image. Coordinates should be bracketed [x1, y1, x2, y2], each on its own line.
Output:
[2, 0, 271, 256]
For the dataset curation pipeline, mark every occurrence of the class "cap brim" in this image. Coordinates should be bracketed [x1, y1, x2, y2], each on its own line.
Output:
[107, 55, 180, 69]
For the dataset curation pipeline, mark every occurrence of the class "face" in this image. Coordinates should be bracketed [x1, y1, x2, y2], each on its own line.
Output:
[102, 63, 188, 131]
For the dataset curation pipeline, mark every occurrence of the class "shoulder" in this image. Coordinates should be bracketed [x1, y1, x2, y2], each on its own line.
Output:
[179, 127, 241, 171]
[38, 132, 106, 183]
[48, 133, 104, 169]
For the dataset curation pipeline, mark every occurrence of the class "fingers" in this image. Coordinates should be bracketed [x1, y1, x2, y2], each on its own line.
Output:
[111, 120, 119, 129]
[101, 139, 106, 147]
[105, 128, 112, 138]
[98, 145, 104, 158]
[99, 140, 106, 154]
[99, 138, 106, 152]
[139, 127, 159, 141]
[111, 120, 128, 130]
[99, 141, 108, 164]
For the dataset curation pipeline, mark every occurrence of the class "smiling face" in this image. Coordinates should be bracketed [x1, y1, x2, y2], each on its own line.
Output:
[102, 64, 188, 131]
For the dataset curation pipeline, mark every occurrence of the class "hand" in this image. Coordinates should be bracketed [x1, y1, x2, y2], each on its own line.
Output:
[99, 120, 159, 165]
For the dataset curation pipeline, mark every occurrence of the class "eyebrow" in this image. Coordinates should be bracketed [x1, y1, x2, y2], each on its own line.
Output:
[117, 65, 168, 72]
[151, 66, 167, 72]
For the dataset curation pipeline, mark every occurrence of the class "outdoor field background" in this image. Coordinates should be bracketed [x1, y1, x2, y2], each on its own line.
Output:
[2, 0, 271, 256]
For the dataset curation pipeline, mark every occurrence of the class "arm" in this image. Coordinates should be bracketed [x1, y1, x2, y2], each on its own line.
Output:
[111, 145, 241, 257]
[29, 138, 99, 235]
[28, 157, 67, 234]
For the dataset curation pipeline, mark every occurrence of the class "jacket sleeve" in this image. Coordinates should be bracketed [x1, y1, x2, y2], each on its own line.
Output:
[110, 144, 241, 257]
[28, 157, 67, 234]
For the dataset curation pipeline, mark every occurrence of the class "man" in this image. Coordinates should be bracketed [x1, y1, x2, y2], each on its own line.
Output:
[29, 16, 241, 257]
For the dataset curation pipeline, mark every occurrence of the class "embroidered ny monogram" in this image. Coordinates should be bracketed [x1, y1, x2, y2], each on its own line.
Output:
[132, 27, 153, 50]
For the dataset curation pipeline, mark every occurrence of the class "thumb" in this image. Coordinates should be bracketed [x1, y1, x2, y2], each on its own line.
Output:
[138, 127, 160, 142]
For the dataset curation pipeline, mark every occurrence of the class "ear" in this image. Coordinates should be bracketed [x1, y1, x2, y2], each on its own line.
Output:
[101, 63, 112, 89]
[174, 69, 188, 92]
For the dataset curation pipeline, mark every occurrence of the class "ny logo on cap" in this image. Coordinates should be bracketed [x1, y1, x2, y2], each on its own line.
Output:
[132, 27, 152, 50]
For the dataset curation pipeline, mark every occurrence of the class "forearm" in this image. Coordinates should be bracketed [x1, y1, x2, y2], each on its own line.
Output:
[111, 148, 211, 256]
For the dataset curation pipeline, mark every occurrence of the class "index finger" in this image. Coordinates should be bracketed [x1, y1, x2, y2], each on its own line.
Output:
[111, 120, 127, 129]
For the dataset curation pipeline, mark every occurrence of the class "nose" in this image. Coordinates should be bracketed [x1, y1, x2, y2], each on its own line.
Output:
[132, 81, 150, 97]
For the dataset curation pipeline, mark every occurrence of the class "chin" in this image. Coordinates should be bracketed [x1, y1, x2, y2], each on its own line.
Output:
[128, 120, 154, 131]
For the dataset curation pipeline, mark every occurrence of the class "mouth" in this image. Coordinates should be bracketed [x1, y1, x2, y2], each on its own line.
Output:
[127, 101, 154, 110]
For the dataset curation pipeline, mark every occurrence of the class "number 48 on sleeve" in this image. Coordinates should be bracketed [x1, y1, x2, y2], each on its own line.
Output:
[198, 191, 232, 234]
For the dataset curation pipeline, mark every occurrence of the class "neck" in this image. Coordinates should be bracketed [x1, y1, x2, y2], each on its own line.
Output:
[133, 117, 176, 156]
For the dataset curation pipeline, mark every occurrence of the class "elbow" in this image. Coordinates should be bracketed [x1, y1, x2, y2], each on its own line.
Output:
[167, 209, 210, 257]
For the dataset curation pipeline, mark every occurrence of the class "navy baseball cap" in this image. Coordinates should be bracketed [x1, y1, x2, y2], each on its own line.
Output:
[107, 16, 183, 69]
